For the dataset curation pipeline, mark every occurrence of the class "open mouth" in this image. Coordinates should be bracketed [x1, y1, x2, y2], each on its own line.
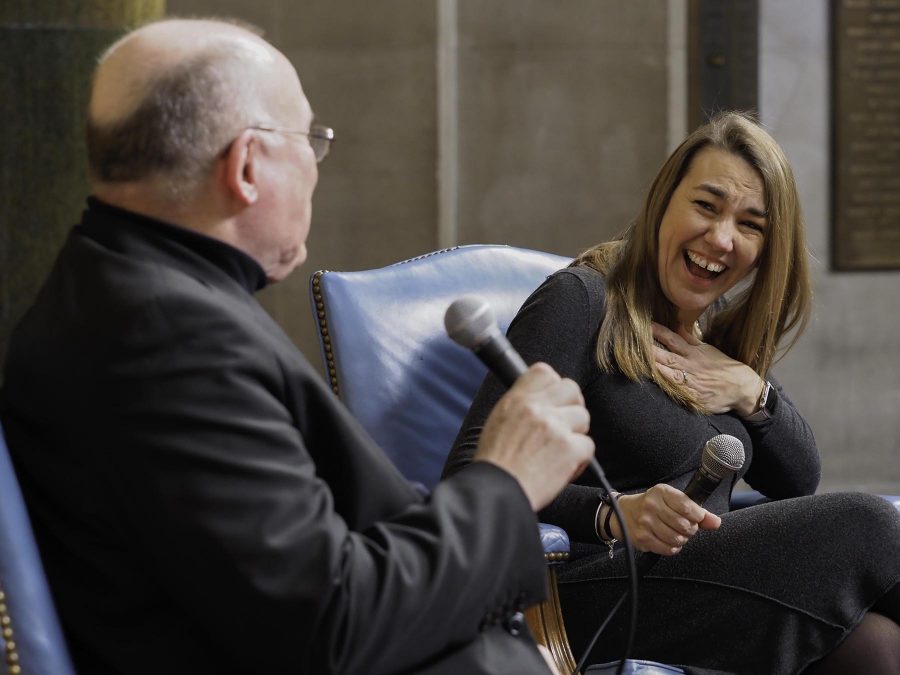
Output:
[684, 250, 726, 280]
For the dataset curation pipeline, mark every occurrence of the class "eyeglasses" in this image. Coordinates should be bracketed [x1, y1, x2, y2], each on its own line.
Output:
[249, 124, 335, 163]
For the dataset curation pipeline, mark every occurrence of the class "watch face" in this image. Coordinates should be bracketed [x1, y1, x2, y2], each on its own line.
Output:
[763, 382, 777, 413]
[744, 381, 774, 422]
[759, 382, 771, 406]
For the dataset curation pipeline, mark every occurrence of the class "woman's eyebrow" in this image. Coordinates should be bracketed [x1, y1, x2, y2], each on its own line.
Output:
[695, 183, 767, 218]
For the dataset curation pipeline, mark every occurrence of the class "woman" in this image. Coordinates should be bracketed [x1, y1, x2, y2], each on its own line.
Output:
[443, 112, 900, 674]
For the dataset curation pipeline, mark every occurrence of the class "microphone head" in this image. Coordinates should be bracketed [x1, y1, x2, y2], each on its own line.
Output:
[701, 434, 745, 480]
[444, 296, 501, 350]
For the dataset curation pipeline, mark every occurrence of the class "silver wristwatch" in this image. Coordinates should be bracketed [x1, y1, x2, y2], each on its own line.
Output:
[744, 380, 775, 422]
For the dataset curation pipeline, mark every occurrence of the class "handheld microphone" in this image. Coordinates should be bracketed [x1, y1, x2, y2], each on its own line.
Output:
[683, 433, 745, 507]
[444, 295, 527, 386]
[637, 433, 745, 576]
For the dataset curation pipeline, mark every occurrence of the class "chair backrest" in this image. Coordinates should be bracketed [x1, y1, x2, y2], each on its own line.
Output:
[0, 422, 76, 675]
[310, 244, 571, 490]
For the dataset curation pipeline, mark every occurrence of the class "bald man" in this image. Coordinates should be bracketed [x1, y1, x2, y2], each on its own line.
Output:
[0, 18, 593, 675]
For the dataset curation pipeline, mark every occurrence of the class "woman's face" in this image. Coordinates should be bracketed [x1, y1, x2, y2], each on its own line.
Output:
[657, 147, 767, 327]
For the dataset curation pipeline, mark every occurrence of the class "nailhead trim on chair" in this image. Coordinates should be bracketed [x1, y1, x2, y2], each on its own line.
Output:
[545, 551, 570, 563]
[0, 587, 22, 674]
[311, 271, 340, 397]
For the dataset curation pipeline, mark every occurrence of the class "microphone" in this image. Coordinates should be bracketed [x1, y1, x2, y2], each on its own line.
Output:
[683, 433, 745, 507]
[637, 433, 745, 576]
[444, 295, 527, 386]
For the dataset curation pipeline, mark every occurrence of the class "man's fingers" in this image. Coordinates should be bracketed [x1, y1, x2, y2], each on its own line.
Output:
[509, 361, 559, 392]
[547, 377, 586, 407]
[570, 457, 591, 482]
[512, 368, 586, 411]
[476, 361, 594, 511]
[553, 404, 591, 434]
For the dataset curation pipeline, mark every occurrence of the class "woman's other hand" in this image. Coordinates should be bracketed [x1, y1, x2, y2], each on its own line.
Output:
[651, 321, 764, 416]
[610, 484, 721, 555]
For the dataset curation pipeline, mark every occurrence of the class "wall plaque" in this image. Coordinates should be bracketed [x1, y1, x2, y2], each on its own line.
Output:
[833, 0, 900, 270]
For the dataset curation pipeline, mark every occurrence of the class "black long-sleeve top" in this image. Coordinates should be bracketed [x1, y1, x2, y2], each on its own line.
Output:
[444, 266, 820, 545]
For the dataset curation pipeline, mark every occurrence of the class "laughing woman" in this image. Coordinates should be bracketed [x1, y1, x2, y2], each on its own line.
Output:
[443, 112, 900, 674]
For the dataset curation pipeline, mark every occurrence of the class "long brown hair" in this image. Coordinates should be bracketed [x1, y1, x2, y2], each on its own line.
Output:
[574, 111, 812, 413]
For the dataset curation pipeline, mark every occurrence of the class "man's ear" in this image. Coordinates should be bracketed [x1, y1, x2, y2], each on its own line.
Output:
[222, 130, 261, 205]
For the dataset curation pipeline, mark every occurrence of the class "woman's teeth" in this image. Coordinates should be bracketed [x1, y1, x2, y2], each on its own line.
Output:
[686, 250, 725, 274]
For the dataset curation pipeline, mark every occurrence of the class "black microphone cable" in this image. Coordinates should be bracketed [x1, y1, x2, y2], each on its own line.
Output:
[571, 457, 637, 675]
[443, 296, 639, 675]
[573, 433, 745, 674]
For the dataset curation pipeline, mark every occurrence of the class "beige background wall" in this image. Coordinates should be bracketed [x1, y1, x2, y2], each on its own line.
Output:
[2, 1, 897, 492]
[451, 3, 671, 253]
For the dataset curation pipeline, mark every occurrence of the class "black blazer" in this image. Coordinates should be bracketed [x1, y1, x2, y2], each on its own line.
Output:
[1, 201, 549, 674]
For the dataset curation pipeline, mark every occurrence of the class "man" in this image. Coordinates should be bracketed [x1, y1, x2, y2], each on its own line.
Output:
[0, 18, 593, 675]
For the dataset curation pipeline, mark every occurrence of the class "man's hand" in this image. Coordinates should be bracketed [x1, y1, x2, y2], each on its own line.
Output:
[474, 362, 594, 511]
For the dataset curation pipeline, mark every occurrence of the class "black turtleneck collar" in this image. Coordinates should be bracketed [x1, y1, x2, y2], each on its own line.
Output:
[77, 197, 268, 293]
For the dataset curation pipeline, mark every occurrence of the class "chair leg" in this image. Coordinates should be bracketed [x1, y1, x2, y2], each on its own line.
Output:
[525, 566, 578, 675]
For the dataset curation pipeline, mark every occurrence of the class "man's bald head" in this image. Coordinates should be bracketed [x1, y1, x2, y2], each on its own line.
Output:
[87, 19, 299, 202]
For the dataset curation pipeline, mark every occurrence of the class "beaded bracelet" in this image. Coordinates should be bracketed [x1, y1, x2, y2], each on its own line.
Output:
[596, 490, 621, 559]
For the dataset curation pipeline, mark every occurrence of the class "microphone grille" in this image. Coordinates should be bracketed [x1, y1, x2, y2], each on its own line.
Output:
[444, 296, 499, 350]
[701, 434, 746, 479]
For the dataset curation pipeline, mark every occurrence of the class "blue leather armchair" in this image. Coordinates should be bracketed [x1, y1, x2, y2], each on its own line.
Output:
[0, 422, 76, 675]
[310, 244, 680, 674]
